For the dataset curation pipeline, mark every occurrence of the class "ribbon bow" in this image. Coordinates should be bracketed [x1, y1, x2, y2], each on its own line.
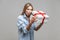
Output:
[33, 11, 45, 24]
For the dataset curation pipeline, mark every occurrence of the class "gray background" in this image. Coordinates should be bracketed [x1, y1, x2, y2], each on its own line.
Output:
[0, 0, 60, 40]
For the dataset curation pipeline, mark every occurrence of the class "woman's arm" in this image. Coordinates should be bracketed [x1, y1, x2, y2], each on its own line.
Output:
[26, 16, 36, 31]
[34, 23, 43, 31]
[34, 17, 45, 31]
[26, 22, 32, 31]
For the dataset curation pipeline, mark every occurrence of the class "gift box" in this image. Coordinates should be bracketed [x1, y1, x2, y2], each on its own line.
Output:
[30, 11, 49, 26]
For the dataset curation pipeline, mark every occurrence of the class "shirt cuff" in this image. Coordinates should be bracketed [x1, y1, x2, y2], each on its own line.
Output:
[23, 27, 29, 34]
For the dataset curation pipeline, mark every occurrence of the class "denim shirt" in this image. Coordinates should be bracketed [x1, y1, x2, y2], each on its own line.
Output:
[17, 14, 36, 40]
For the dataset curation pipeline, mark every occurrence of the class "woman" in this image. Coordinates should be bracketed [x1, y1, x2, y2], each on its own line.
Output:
[17, 3, 45, 40]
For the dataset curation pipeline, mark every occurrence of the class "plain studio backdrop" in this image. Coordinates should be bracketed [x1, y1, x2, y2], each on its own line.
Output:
[0, 0, 60, 40]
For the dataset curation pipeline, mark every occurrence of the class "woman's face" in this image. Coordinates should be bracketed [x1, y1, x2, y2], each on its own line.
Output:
[25, 6, 33, 17]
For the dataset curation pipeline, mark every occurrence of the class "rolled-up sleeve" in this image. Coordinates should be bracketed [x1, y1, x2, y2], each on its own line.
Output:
[22, 24, 29, 33]
[17, 16, 29, 34]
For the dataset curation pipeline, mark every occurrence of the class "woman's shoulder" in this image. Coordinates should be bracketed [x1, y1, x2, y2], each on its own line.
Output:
[17, 15, 23, 19]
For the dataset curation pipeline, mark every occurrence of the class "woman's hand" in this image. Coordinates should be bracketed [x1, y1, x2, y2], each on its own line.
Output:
[26, 16, 36, 31]
[30, 16, 36, 24]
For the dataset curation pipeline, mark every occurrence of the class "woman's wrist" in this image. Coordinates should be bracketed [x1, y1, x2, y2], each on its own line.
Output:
[29, 22, 32, 26]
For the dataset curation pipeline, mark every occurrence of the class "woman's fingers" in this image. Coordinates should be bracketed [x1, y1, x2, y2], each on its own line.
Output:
[30, 16, 36, 23]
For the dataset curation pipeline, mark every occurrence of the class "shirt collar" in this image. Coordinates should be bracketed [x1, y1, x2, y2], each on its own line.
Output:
[23, 13, 28, 20]
[23, 13, 27, 18]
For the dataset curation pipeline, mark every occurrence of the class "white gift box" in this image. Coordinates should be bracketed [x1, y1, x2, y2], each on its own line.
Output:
[30, 11, 49, 26]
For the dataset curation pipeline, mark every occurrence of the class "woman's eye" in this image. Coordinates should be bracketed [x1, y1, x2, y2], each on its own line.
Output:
[27, 9, 32, 10]
[27, 9, 29, 10]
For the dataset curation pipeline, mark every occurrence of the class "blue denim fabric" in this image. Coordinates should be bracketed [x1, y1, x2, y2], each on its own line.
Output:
[17, 14, 36, 40]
